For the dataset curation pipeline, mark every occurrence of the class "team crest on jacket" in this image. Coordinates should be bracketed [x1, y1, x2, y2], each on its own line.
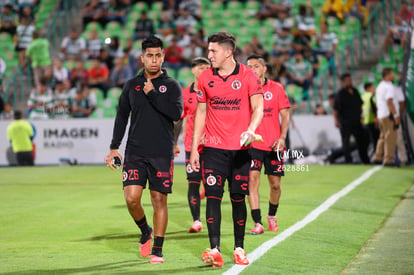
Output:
[159, 85, 167, 93]
[196, 90, 203, 98]
[264, 91, 273, 100]
[231, 80, 242, 90]
[206, 175, 216, 186]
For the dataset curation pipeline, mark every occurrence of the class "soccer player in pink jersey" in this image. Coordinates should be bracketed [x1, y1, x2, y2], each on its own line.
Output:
[176, 57, 211, 233]
[190, 32, 264, 268]
[246, 54, 290, 235]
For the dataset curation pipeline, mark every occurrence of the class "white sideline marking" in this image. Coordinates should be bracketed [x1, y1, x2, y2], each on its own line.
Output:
[223, 165, 382, 275]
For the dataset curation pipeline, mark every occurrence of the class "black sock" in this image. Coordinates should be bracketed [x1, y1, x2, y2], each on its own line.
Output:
[206, 197, 222, 250]
[268, 202, 279, 216]
[251, 208, 262, 224]
[188, 181, 201, 221]
[151, 236, 164, 257]
[231, 193, 246, 249]
[135, 216, 152, 235]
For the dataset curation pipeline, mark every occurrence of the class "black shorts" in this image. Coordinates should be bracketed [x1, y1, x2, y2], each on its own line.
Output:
[122, 154, 173, 193]
[249, 148, 285, 176]
[185, 151, 202, 182]
[15, 45, 26, 52]
[201, 147, 250, 197]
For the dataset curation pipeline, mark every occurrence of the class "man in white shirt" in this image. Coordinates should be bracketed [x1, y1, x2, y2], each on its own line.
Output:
[394, 75, 408, 165]
[373, 68, 400, 166]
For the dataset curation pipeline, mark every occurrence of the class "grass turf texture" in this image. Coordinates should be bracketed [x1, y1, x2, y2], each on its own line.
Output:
[0, 165, 412, 274]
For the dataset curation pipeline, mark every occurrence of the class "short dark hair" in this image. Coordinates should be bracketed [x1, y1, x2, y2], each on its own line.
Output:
[364, 82, 374, 90]
[39, 76, 48, 86]
[14, 110, 22, 120]
[382, 67, 393, 78]
[208, 32, 236, 53]
[142, 35, 164, 52]
[246, 54, 266, 65]
[191, 57, 211, 67]
[340, 73, 351, 81]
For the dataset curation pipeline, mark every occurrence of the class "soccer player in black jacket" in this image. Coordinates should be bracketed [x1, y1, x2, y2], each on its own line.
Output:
[104, 36, 183, 264]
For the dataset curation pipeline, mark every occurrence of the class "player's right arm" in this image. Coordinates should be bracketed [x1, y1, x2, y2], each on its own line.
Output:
[190, 102, 206, 172]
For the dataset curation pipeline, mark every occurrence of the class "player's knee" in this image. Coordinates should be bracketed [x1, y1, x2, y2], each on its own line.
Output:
[124, 194, 140, 209]
[230, 193, 245, 203]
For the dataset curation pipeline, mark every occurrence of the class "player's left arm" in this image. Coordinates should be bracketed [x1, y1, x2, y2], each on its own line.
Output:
[272, 108, 290, 151]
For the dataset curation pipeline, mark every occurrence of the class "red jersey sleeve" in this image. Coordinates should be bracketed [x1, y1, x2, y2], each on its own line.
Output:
[196, 70, 208, 103]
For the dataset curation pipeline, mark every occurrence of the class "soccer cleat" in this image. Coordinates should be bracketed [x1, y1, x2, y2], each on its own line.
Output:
[149, 255, 164, 264]
[249, 223, 264, 235]
[233, 247, 249, 265]
[201, 248, 224, 268]
[267, 215, 279, 232]
[139, 228, 153, 258]
[188, 220, 203, 233]
[200, 183, 206, 199]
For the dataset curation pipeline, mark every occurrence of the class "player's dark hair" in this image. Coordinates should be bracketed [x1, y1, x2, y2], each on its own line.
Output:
[340, 73, 351, 81]
[208, 32, 236, 53]
[364, 82, 373, 90]
[246, 54, 266, 65]
[142, 35, 164, 52]
[191, 57, 211, 67]
[14, 110, 22, 119]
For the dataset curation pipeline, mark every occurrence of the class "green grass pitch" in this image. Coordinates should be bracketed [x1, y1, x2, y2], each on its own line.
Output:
[0, 165, 413, 274]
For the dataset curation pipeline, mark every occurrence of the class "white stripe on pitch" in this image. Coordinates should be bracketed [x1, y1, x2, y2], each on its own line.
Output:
[223, 165, 383, 275]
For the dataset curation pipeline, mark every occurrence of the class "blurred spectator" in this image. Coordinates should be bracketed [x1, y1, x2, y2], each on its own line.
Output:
[176, 26, 191, 48]
[0, 4, 18, 36]
[27, 77, 53, 119]
[325, 93, 336, 113]
[175, 7, 196, 33]
[294, 4, 316, 35]
[333, 73, 369, 163]
[157, 10, 175, 39]
[107, 36, 124, 66]
[322, 0, 345, 24]
[361, 82, 379, 155]
[193, 28, 208, 50]
[122, 38, 141, 74]
[0, 102, 14, 120]
[86, 30, 104, 59]
[25, 30, 52, 87]
[179, 0, 202, 21]
[6, 110, 34, 166]
[19, 5, 34, 23]
[60, 28, 87, 61]
[273, 0, 294, 13]
[409, 0, 414, 12]
[182, 37, 203, 63]
[273, 10, 294, 35]
[272, 28, 294, 57]
[256, 0, 278, 20]
[164, 37, 185, 77]
[17, 0, 38, 15]
[398, 1, 413, 23]
[134, 10, 154, 40]
[98, 48, 114, 70]
[292, 25, 312, 52]
[87, 58, 109, 98]
[52, 80, 72, 119]
[314, 22, 338, 63]
[237, 43, 254, 64]
[250, 34, 269, 60]
[71, 85, 96, 118]
[69, 60, 89, 88]
[286, 51, 313, 99]
[383, 15, 409, 56]
[82, 0, 107, 28]
[110, 57, 133, 88]
[395, 72, 407, 165]
[268, 55, 287, 85]
[0, 56, 6, 87]
[15, 15, 35, 68]
[104, 0, 129, 26]
[314, 104, 328, 115]
[344, 0, 369, 27]
[52, 58, 69, 83]
[303, 47, 319, 77]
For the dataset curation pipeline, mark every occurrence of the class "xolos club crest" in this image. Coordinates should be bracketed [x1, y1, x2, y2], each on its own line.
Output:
[231, 80, 242, 90]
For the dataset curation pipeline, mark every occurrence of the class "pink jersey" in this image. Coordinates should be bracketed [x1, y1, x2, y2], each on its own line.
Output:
[182, 83, 198, 152]
[253, 79, 290, 151]
[197, 63, 263, 150]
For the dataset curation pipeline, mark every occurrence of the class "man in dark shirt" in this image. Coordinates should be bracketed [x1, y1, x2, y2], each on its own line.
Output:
[333, 73, 369, 163]
[104, 36, 183, 264]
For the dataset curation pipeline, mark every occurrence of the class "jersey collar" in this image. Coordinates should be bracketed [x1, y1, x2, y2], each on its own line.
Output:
[212, 62, 240, 82]
[190, 82, 196, 93]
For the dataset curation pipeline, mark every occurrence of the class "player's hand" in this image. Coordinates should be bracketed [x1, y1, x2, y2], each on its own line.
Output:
[334, 119, 340, 128]
[395, 117, 401, 126]
[190, 150, 200, 172]
[271, 138, 285, 152]
[104, 149, 122, 170]
[143, 78, 154, 95]
[240, 130, 255, 147]
[173, 144, 180, 157]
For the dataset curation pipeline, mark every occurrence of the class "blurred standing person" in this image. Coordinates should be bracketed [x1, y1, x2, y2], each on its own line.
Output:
[175, 57, 210, 233]
[15, 15, 35, 68]
[25, 31, 52, 87]
[110, 57, 133, 88]
[7, 110, 34, 166]
[27, 77, 53, 120]
[373, 68, 400, 166]
[88, 58, 110, 98]
[395, 74, 407, 165]
[361, 82, 379, 155]
[333, 73, 369, 163]
[71, 85, 96, 118]
[0, 4, 18, 36]
[134, 10, 154, 40]
[246, 54, 290, 235]
[52, 80, 72, 119]
[60, 28, 87, 61]
[190, 32, 264, 268]
[69, 60, 89, 88]
[104, 36, 183, 264]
